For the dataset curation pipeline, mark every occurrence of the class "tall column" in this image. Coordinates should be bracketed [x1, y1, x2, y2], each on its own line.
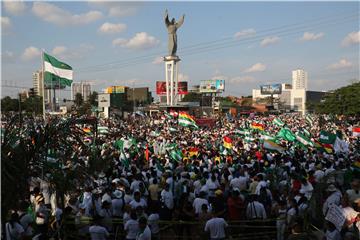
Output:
[164, 56, 180, 106]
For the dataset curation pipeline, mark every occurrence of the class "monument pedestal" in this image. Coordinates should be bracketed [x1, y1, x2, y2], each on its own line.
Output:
[164, 55, 180, 106]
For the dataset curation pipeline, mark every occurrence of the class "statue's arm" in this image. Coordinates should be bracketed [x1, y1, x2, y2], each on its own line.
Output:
[176, 14, 185, 28]
[164, 10, 170, 27]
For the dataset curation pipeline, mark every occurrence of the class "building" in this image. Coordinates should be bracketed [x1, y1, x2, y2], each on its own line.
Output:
[292, 69, 308, 90]
[32, 70, 50, 103]
[71, 82, 92, 101]
[251, 71, 325, 114]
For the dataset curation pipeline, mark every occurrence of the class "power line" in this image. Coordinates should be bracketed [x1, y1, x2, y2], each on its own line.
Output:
[76, 11, 359, 73]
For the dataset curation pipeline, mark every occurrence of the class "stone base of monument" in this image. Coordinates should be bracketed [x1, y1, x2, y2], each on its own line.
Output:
[164, 55, 181, 106]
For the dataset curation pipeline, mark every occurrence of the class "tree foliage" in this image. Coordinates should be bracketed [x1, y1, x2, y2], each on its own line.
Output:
[313, 82, 360, 116]
[74, 93, 83, 107]
[88, 91, 98, 106]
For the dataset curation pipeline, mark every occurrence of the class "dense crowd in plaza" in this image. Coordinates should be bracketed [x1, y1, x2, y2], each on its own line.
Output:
[2, 111, 360, 240]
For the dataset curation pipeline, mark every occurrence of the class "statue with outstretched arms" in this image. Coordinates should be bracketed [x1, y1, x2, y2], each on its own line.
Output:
[164, 9, 185, 57]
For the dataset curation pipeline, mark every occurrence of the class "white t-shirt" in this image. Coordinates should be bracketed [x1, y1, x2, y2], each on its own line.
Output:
[112, 198, 124, 217]
[230, 176, 248, 191]
[148, 213, 160, 234]
[193, 198, 209, 214]
[161, 190, 174, 209]
[89, 225, 109, 240]
[130, 199, 147, 210]
[204, 218, 228, 239]
[5, 222, 24, 240]
[136, 226, 151, 240]
[124, 219, 139, 239]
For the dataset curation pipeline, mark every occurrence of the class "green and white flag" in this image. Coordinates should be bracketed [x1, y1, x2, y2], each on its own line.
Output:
[277, 127, 296, 142]
[260, 132, 276, 141]
[43, 52, 73, 87]
[305, 115, 314, 126]
[97, 126, 109, 134]
[319, 131, 336, 144]
[303, 128, 311, 137]
[273, 118, 285, 127]
[296, 133, 313, 147]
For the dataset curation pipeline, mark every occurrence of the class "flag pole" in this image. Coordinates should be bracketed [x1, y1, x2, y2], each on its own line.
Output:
[42, 49, 46, 121]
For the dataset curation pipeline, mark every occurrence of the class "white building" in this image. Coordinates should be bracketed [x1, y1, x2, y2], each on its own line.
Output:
[71, 82, 92, 101]
[292, 69, 308, 90]
[33, 70, 50, 103]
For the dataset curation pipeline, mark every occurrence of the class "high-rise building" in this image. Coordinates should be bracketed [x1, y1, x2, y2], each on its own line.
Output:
[292, 69, 308, 90]
[32, 70, 50, 103]
[71, 82, 92, 101]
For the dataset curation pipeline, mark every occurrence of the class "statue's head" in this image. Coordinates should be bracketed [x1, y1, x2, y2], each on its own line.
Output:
[171, 18, 175, 24]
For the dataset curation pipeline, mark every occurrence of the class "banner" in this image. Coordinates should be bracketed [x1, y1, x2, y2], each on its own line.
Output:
[156, 81, 188, 95]
[200, 80, 225, 93]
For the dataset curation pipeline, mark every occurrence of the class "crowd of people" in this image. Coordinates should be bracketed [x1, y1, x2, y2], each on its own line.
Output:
[2, 111, 360, 240]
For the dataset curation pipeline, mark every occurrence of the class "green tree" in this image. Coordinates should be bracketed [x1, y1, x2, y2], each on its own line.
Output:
[74, 93, 83, 107]
[1, 96, 19, 112]
[88, 91, 98, 106]
[23, 96, 43, 115]
[315, 82, 360, 115]
[182, 92, 201, 102]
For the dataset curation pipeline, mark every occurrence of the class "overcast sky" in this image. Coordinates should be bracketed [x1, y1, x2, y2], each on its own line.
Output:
[1, 1, 359, 98]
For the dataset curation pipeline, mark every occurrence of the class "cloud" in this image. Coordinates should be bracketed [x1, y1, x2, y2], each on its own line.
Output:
[244, 63, 267, 73]
[51, 44, 94, 60]
[98, 22, 127, 34]
[300, 32, 324, 41]
[3, 0, 26, 15]
[228, 76, 256, 84]
[234, 28, 256, 39]
[341, 31, 360, 47]
[21, 46, 41, 61]
[152, 56, 163, 64]
[1, 16, 12, 31]
[88, 1, 138, 17]
[260, 36, 280, 47]
[328, 59, 353, 70]
[112, 32, 160, 50]
[32, 2, 102, 26]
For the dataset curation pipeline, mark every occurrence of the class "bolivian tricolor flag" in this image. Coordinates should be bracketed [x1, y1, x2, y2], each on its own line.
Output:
[188, 147, 199, 157]
[314, 140, 333, 154]
[178, 112, 198, 129]
[223, 136, 233, 149]
[353, 127, 360, 137]
[83, 127, 91, 134]
[251, 122, 264, 131]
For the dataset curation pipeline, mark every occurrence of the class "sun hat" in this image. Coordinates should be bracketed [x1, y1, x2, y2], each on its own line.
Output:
[326, 184, 337, 192]
[113, 190, 123, 199]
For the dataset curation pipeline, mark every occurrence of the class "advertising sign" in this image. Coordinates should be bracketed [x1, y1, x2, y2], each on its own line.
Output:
[156, 81, 188, 95]
[178, 82, 188, 95]
[106, 86, 126, 94]
[200, 80, 225, 93]
[156, 81, 167, 95]
[260, 84, 282, 95]
[98, 93, 110, 108]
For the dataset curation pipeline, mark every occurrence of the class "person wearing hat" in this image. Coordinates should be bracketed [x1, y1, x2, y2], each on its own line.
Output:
[322, 184, 342, 216]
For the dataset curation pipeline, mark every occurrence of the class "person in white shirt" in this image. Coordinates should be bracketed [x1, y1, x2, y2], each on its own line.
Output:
[112, 190, 125, 217]
[124, 211, 139, 240]
[136, 216, 151, 240]
[89, 215, 110, 240]
[160, 183, 174, 220]
[130, 191, 147, 210]
[204, 211, 228, 240]
[322, 184, 342, 216]
[300, 178, 313, 200]
[193, 191, 210, 215]
[230, 170, 248, 191]
[246, 194, 267, 220]
[5, 212, 24, 240]
[148, 208, 160, 238]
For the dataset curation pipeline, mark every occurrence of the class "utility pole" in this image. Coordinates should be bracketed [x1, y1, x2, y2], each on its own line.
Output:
[18, 93, 22, 127]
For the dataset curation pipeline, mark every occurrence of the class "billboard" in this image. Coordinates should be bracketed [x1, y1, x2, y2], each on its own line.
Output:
[260, 84, 282, 95]
[106, 86, 126, 94]
[44, 80, 66, 89]
[156, 81, 188, 95]
[178, 82, 188, 95]
[98, 93, 110, 108]
[200, 80, 225, 93]
[156, 81, 166, 95]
